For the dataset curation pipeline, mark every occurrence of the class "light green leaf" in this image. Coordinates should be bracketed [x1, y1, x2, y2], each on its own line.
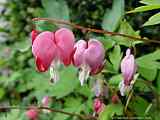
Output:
[140, 0, 160, 5]
[143, 12, 160, 26]
[41, 0, 70, 20]
[136, 50, 160, 81]
[138, 66, 157, 81]
[109, 74, 123, 86]
[97, 36, 115, 50]
[114, 20, 142, 47]
[102, 0, 124, 32]
[99, 103, 123, 120]
[156, 71, 160, 94]
[127, 5, 160, 13]
[109, 45, 122, 72]
[50, 66, 79, 98]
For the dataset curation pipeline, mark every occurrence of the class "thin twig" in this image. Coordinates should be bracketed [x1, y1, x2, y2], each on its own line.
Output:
[32, 18, 160, 44]
[0, 106, 97, 120]
[125, 90, 133, 113]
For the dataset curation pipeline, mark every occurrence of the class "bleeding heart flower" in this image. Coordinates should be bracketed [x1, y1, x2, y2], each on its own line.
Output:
[26, 107, 38, 120]
[93, 98, 105, 114]
[32, 28, 75, 83]
[119, 49, 137, 96]
[73, 39, 105, 85]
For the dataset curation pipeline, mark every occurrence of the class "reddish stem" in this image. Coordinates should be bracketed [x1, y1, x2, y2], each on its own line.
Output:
[32, 18, 160, 44]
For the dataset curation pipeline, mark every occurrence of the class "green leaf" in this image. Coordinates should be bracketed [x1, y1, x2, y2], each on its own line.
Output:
[143, 12, 160, 26]
[109, 74, 123, 86]
[0, 88, 5, 99]
[156, 71, 160, 94]
[41, 0, 70, 20]
[35, 21, 58, 31]
[128, 96, 149, 116]
[99, 103, 123, 120]
[50, 66, 79, 98]
[140, 0, 160, 5]
[14, 38, 30, 52]
[127, 5, 160, 13]
[136, 50, 160, 81]
[138, 66, 157, 81]
[96, 36, 115, 50]
[134, 78, 150, 92]
[109, 45, 122, 72]
[102, 0, 124, 32]
[114, 20, 142, 47]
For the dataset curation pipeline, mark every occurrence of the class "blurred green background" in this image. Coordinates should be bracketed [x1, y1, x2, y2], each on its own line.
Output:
[0, 0, 160, 120]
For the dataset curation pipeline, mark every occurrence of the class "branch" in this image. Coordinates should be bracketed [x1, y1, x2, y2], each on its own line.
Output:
[32, 18, 160, 44]
[0, 106, 97, 120]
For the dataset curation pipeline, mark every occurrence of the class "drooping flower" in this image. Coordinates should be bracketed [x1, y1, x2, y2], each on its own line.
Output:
[93, 98, 105, 114]
[119, 49, 136, 96]
[73, 39, 105, 85]
[26, 107, 38, 120]
[32, 28, 75, 82]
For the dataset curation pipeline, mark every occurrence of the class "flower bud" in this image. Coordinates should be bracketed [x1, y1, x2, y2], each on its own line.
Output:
[119, 49, 137, 96]
[93, 98, 105, 114]
[111, 94, 119, 104]
[26, 107, 38, 120]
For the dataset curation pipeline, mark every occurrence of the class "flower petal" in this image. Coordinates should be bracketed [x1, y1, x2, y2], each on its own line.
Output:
[121, 49, 136, 85]
[55, 28, 75, 65]
[32, 31, 57, 72]
[73, 40, 87, 66]
[84, 39, 105, 73]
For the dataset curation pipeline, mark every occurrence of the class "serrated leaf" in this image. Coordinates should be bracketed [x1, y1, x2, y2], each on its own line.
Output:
[99, 103, 123, 120]
[140, 0, 160, 5]
[127, 5, 160, 13]
[102, 0, 124, 32]
[143, 12, 160, 26]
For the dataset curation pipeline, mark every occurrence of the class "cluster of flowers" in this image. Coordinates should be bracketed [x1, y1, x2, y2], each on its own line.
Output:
[31, 28, 137, 96]
[31, 28, 105, 85]
[30, 28, 137, 118]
